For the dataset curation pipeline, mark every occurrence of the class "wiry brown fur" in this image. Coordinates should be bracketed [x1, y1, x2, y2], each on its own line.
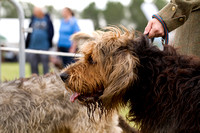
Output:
[0, 73, 132, 133]
[61, 26, 200, 133]
[70, 32, 93, 50]
[62, 27, 139, 110]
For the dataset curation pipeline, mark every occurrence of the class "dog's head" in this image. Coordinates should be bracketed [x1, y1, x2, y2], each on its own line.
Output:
[60, 26, 142, 110]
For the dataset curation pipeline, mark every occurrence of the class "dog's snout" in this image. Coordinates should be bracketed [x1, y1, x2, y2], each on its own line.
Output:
[60, 73, 69, 82]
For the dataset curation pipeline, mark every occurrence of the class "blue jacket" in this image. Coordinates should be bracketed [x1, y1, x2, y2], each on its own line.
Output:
[25, 14, 54, 49]
[58, 17, 80, 48]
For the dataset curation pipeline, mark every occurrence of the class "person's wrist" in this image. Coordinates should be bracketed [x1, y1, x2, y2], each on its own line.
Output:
[152, 14, 169, 44]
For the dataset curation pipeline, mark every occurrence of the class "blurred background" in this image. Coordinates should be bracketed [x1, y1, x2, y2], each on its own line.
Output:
[0, 0, 169, 81]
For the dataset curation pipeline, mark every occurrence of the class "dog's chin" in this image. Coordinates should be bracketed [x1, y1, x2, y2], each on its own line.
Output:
[77, 95, 99, 104]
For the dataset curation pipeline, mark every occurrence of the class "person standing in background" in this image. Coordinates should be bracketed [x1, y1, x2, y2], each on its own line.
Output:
[26, 7, 54, 75]
[57, 7, 80, 67]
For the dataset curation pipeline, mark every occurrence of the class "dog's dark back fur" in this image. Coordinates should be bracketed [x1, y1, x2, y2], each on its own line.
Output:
[124, 35, 200, 132]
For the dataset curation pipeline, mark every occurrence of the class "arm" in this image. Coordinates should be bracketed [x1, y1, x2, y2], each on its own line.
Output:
[144, 0, 200, 38]
[69, 42, 77, 53]
[46, 14, 54, 48]
[69, 18, 80, 53]
[158, 0, 200, 32]
[25, 16, 34, 48]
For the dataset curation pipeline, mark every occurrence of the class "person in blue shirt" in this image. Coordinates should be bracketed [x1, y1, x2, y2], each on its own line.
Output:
[26, 7, 54, 75]
[58, 7, 80, 67]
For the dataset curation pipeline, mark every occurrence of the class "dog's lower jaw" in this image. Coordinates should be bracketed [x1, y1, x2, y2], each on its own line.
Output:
[68, 85, 104, 104]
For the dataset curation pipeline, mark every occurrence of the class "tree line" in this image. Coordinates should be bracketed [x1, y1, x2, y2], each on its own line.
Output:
[0, 0, 167, 32]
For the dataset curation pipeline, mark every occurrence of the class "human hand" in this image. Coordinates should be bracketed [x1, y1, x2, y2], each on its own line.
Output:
[69, 47, 76, 53]
[69, 43, 77, 53]
[144, 18, 165, 38]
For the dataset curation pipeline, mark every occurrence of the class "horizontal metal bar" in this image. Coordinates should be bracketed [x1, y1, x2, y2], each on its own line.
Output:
[0, 47, 83, 57]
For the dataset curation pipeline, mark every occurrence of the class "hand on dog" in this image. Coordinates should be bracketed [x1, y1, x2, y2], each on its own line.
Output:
[144, 18, 165, 38]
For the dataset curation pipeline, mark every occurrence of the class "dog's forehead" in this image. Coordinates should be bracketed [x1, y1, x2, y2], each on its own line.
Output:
[79, 27, 136, 55]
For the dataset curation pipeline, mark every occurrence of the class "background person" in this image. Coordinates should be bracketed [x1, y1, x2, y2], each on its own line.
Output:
[26, 7, 54, 75]
[57, 7, 80, 67]
[144, 0, 200, 57]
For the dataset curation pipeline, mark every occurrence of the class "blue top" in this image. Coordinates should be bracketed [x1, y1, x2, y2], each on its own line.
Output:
[28, 16, 50, 50]
[58, 17, 80, 48]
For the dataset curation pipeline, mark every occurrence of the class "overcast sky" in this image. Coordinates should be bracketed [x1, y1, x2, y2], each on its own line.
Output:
[19, 0, 132, 11]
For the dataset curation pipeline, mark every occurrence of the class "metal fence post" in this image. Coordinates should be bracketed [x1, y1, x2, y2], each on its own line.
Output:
[8, 0, 25, 78]
[0, 0, 2, 82]
[0, 47, 1, 83]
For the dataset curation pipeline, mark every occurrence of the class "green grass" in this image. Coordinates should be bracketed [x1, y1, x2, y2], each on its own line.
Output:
[119, 106, 138, 128]
[1, 62, 45, 81]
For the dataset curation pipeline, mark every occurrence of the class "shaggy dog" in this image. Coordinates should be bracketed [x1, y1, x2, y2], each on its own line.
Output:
[60, 27, 200, 133]
[0, 73, 137, 133]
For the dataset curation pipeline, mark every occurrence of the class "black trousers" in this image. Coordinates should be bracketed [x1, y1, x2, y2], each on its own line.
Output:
[58, 47, 75, 67]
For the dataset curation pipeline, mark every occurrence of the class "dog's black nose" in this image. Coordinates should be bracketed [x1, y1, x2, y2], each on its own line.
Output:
[60, 73, 69, 82]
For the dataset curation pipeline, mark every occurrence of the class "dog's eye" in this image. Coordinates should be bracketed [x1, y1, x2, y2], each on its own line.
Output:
[88, 55, 96, 64]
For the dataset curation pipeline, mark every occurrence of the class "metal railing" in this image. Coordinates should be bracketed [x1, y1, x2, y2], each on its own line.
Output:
[0, 47, 82, 81]
[0, 47, 82, 57]
[3, 0, 26, 78]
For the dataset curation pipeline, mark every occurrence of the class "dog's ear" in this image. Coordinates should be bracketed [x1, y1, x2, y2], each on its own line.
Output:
[100, 50, 139, 109]
[70, 32, 94, 50]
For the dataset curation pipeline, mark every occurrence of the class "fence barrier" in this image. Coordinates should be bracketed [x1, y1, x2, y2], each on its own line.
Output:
[0, 47, 82, 57]
[0, 47, 83, 82]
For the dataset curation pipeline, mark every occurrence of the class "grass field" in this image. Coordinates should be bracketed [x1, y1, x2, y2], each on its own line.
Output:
[1, 62, 45, 81]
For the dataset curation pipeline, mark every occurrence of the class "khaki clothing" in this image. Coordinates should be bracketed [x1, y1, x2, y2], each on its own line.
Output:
[157, 0, 200, 57]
